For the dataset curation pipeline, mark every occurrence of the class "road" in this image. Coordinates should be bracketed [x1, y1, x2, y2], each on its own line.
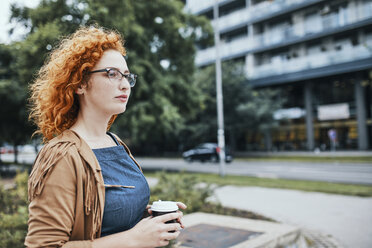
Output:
[1, 153, 37, 165]
[2, 153, 372, 185]
[136, 158, 372, 185]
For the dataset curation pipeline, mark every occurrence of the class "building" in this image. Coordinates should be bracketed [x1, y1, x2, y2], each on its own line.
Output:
[185, 0, 372, 151]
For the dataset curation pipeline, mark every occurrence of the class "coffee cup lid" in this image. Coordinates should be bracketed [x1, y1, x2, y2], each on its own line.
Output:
[150, 200, 179, 212]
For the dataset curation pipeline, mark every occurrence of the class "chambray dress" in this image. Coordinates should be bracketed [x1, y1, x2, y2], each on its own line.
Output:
[92, 133, 150, 236]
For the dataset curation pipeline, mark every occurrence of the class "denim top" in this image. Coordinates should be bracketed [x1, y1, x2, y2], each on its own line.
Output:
[92, 133, 150, 236]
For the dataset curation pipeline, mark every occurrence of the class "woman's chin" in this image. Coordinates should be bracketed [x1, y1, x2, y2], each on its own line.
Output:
[114, 106, 127, 115]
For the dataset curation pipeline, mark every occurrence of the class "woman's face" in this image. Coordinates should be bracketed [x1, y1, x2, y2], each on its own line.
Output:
[79, 49, 132, 118]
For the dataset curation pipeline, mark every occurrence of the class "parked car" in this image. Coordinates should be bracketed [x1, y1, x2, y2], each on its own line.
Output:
[182, 143, 233, 163]
[0, 145, 14, 154]
[19, 144, 36, 154]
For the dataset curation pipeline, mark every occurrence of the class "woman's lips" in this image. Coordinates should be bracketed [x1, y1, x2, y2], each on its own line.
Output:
[116, 95, 128, 102]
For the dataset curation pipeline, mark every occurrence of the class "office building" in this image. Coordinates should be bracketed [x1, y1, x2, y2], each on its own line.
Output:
[185, 0, 372, 151]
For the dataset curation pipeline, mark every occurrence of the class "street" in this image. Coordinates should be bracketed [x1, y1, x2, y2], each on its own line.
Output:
[136, 158, 372, 185]
[2, 153, 372, 185]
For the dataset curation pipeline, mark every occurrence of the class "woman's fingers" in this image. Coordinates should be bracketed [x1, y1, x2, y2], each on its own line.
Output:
[177, 218, 185, 229]
[159, 239, 171, 247]
[162, 230, 181, 241]
[146, 204, 153, 215]
[143, 216, 152, 220]
[156, 212, 181, 223]
[175, 210, 185, 228]
[165, 223, 181, 232]
[176, 202, 187, 209]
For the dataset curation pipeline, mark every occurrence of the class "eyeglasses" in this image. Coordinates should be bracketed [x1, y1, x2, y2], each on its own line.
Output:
[89, 68, 137, 87]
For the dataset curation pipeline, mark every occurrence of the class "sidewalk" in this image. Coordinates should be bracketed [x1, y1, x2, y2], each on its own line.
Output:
[149, 175, 370, 247]
[210, 185, 372, 248]
[234, 150, 372, 157]
[150, 177, 372, 247]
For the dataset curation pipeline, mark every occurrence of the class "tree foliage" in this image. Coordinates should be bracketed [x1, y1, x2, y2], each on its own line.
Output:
[3, 0, 284, 154]
[5, 0, 213, 155]
[0, 44, 34, 162]
[0, 172, 29, 248]
[182, 62, 285, 151]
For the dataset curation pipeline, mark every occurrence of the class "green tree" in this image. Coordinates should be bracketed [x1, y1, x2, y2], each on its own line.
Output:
[0, 172, 29, 248]
[0, 44, 34, 163]
[1, 0, 78, 161]
[8, 0, 213, 155]
[183, 62, 285, 151]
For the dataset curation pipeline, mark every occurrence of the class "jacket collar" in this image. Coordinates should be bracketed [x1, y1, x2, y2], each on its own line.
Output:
[52, 129, 141, 173]
[54, 129, 103, 175]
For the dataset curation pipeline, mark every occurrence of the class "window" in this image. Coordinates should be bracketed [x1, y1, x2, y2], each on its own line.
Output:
[219, 0, 246, 17]
[220, 26, 248, 42]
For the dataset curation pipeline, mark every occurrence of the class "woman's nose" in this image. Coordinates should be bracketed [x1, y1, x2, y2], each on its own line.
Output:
[119, 77, 131, 90]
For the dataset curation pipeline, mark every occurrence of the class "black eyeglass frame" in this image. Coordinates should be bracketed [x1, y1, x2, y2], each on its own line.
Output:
[88, 68, 137, 87]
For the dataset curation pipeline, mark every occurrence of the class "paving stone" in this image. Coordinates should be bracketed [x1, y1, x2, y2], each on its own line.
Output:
[177, 223, 262, 248]
[176, 212, 302, 248]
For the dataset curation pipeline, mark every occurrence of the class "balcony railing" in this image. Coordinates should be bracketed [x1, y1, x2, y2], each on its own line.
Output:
[213, 8, 250, 32]
[248, 0, 304, 21]
[185, 0, 215, 14]
[186, 0, 307, 25]
[250, 44, 372, 79]
[209, 0, 306, 32]
[195, 36, 259, 65]
[195, 7, 372, 66]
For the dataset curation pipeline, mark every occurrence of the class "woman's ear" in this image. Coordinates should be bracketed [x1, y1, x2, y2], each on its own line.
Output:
[75, 84, 86, 95]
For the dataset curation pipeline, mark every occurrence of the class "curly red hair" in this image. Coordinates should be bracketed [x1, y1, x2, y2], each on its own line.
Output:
[29, 26, 126, 142]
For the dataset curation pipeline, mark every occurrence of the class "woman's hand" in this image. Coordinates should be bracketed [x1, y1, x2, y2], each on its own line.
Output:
[129, 212, 182, 247]
[93, 212, 183, 248]
[147, 202, 187, 228]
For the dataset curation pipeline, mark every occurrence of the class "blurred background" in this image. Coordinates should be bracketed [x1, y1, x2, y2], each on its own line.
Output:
[187, 0, 372, 153]
[1, 0, 372, 159]
[1, 1, 372, 248]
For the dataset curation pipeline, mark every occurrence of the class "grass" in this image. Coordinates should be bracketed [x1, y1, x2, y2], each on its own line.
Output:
[2, 159, 372, 196]
[144, 171, 372, 197]
[235, 156, 372, 163]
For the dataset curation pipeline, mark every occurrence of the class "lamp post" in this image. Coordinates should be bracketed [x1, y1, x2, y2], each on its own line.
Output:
[213, 0, 226, 177]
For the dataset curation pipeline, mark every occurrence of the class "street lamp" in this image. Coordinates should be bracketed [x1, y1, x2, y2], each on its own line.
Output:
[213, 0, 226, 177]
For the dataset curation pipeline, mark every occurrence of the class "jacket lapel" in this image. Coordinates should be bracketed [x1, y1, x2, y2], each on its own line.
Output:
[59, 130, 106, 231]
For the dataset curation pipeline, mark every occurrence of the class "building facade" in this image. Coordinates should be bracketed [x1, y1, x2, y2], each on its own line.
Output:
[185, 0, 372, 151]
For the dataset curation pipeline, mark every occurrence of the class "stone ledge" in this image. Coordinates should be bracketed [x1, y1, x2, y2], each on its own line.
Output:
[177, 212, 304, 248]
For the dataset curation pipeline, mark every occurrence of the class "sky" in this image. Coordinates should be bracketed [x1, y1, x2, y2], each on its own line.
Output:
[0, 0, 40, 44]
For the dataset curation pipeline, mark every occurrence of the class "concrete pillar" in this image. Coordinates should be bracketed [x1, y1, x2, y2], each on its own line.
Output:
[264, 130, 272, 151]
[304, 82, 315, 150]
[245, 54, 254, 77]
[297, 43, 306, 57]
[347, 0, 358, 23]
[355, 79, 369, 150]
[357, 29, 365, 44]
[248, 24, 254, 38]
[247, 0, 254, 48]
[292, 12, 305, 37]
[263, 23, 270, 45]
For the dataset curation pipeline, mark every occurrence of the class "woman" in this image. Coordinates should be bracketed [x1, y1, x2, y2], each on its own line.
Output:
[26, 26, 185, 248]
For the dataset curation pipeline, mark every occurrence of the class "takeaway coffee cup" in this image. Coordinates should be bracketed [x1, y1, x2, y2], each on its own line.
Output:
[150, 200, 179, 232]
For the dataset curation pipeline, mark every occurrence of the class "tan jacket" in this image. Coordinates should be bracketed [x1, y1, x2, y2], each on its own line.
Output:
[25, 130, 141, 248]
